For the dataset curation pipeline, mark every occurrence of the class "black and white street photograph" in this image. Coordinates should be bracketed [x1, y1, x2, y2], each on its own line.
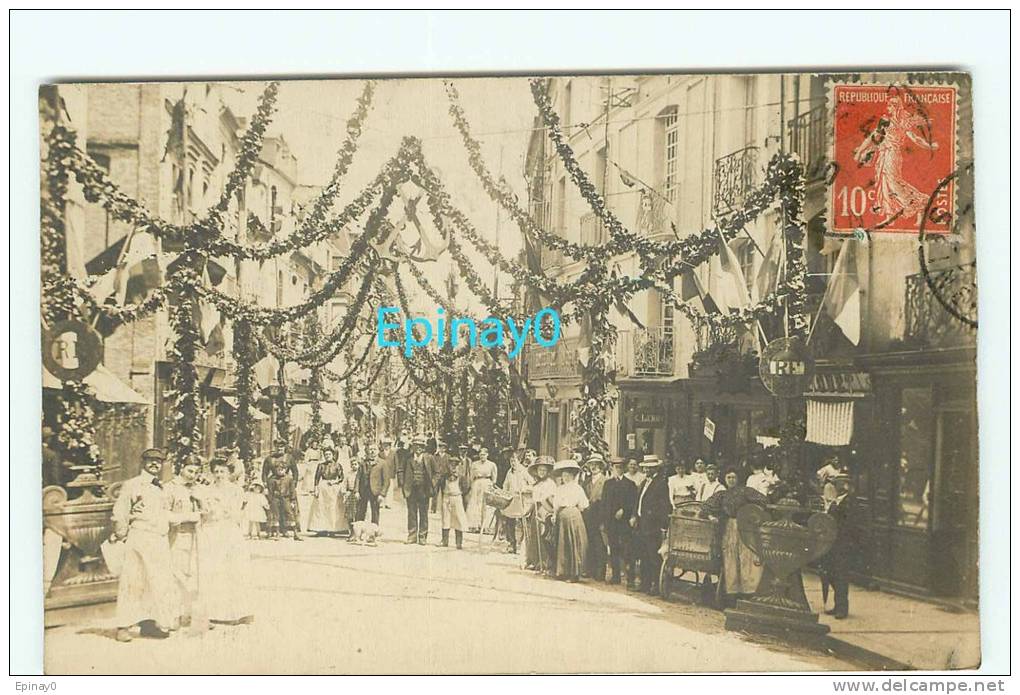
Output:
[12, 10, 1009, 680]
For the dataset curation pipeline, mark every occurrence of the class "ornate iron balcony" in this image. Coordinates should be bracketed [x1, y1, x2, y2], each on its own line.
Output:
[904, 264, 977, 348]
[713, 146, 759, 219]
[788, 105, 828, 182]
[629, 327, 676, 377]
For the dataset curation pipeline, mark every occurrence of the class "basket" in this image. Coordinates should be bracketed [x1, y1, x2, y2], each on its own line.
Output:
[483, 488, 514, 510]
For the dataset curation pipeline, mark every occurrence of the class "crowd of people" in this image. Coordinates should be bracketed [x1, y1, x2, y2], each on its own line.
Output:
[108, 449, 252, 642]
[106, 431, 857, 642]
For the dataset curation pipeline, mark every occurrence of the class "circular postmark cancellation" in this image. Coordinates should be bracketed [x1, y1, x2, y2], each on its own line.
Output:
[916, 168, 978, 330]
[827, 78, 958, 237]
[42, 319, 104, 382]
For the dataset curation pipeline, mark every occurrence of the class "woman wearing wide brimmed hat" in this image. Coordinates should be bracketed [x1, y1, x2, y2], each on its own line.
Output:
[550, 459, 590, 582]
[523, 455, 556, 571]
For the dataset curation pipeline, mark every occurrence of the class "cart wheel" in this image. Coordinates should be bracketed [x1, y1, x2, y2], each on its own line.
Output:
[659, 559, 672, 600]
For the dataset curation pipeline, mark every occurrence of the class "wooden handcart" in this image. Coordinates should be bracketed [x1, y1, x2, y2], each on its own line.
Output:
[659, 501, 722, 604]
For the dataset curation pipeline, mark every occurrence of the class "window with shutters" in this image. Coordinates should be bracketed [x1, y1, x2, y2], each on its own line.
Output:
[662, 107, 680, 202]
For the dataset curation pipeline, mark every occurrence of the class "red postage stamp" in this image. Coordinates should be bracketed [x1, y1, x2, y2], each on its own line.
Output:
[829, 82, 957, 235]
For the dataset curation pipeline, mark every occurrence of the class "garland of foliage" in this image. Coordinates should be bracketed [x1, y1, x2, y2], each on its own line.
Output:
[322, 335, 376, 383]
[48, 83, 279, 248]
[41, 128, 104, 475]
[444, 80, 594, 262]
[54, 380, 104, 476]
[232, 319, 258, 477]
[473, 352, 511, 455]
[274, 360, 291, 446]
[166, 278, 205, 464]
[409, 156, 572, 307]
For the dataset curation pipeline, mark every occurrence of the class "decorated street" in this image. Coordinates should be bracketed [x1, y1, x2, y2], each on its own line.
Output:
[45, 501, 854, 675]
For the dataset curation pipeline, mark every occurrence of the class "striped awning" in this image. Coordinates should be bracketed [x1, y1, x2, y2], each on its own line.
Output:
[806, 399, 854, 446]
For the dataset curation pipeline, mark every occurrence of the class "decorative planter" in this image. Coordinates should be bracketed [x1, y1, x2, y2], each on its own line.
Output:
[42, 480, 118, 610]
[724, 498, 837, 646]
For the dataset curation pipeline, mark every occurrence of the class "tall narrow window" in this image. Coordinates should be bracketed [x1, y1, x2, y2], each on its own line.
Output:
[662, 107, 680, 202]
[562, 81, 572, 136]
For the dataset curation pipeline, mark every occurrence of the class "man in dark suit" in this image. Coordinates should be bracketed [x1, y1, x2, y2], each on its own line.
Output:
[633, 454, 672, 595]
[398, 435, 435, 544]
[821, 474, 856, 619]
[355, 443, 387, 525]
[603, 456, 639, 586]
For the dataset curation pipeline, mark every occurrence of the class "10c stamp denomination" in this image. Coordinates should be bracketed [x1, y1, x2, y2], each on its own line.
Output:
[829, 81, 957, 235]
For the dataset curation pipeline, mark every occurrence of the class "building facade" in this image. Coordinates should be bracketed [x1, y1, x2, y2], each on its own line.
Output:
[46, 83, 350, 483]
[521, 73, 977, 600]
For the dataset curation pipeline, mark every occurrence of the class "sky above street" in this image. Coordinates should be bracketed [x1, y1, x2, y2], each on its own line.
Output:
[224, 77, 546, 316]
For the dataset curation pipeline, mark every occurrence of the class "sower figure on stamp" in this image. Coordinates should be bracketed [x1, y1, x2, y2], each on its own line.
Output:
[164, 454, 203, 630]
[603, 456, 638, 587]
[111, 448, 176, 642]
[398, 435, 435, 544]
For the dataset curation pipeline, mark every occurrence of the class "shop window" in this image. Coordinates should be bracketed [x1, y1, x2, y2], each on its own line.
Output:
[897, 387, 934, 529]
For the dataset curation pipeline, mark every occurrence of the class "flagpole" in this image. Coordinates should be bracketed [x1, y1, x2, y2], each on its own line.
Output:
[805, 292, 828, 345]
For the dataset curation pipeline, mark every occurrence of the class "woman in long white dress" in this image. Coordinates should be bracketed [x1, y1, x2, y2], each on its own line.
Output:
[466, 448, 498, 533]
[308, 449, 349, 536]
[194, 459, 253, 624]
[296, 447, 319, 534]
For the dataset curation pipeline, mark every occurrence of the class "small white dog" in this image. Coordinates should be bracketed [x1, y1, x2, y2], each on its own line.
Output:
[349, 521, 382, 546]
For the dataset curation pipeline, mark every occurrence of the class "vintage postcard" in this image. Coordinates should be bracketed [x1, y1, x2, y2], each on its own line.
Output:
[39, 70, 978, 674]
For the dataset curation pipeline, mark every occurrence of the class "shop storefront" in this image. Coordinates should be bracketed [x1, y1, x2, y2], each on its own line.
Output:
[848, 349, 978, 602]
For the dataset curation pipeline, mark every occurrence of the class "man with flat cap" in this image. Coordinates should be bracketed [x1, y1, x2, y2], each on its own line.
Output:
[398, 435, 435, 544]
[111, 448, 176, 642]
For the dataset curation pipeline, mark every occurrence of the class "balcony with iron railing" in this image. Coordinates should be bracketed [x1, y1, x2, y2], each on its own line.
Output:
[713, 146, 759, 219]
[788, 104, 828, 182]
[904, 264, 977, 348]
[617, 327, 676, 377]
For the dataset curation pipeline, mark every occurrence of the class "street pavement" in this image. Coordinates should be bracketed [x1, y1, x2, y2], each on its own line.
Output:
[45, 503, 855, 674]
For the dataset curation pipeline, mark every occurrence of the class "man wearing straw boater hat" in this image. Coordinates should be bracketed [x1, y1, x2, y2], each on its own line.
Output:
[634, 453, 671, 595]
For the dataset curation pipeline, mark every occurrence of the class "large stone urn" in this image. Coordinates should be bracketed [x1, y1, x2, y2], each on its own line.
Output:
[42, 476, 120, 611]
[723, 497, 837, 646]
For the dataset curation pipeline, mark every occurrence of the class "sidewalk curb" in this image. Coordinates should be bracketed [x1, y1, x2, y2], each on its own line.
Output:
[823, 635, 913, 671]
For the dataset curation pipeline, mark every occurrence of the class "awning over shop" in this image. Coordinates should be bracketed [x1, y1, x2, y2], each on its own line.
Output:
[220, 396, 269, 420]
[42, 365, 150, 405]
[805, 371, 871, 399]
[806, 399, 854, 446]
